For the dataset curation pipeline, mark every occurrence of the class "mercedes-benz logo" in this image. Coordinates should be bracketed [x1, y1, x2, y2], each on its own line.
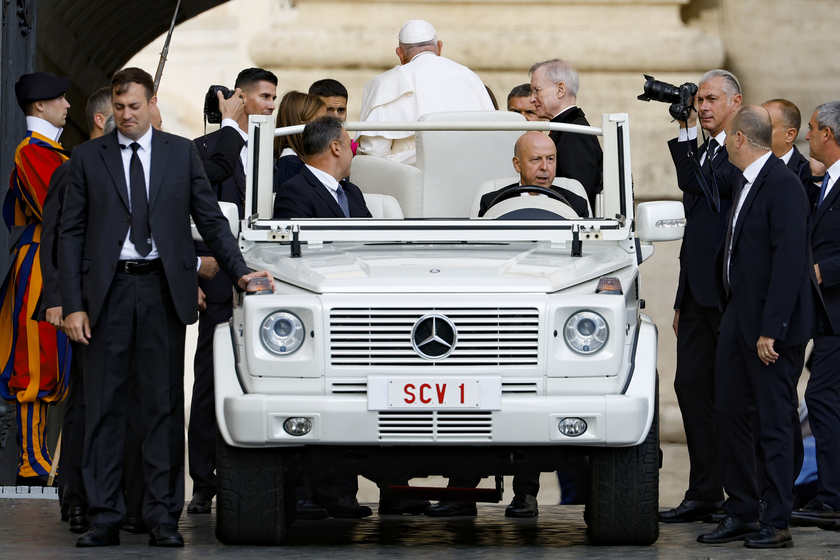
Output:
[411, 314, 457, 360]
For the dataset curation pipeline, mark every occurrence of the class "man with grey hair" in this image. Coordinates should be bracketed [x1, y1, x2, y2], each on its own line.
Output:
[790, 101, 840, 531]
[659, 69, 742, 525]
[357, 19, 494, 165]
[697, 105, 814, 549]
[529, 59, 602, 209]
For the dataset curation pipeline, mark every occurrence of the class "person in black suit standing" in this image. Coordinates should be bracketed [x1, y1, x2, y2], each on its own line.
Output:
[188, 67, 277, 516]
[478, 131, 589, 218]
[659, 70, 742, 524]
[762, 99, 812, 186]
[59, 67, 273, 548]
[274, 116, 372, 219]
[528, 59, 602, 210]
[791, 101, 840, 529]
[697, 105, 814, 549]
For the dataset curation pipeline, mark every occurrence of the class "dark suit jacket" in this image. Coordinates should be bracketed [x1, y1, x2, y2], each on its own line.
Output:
[37, 159, 70, 320]
[787, 145, 811, 186]
[194, 127, 247, 303]
[810, 170, 840, 334]
[273, 166, 372, 219]
[274, 154, 304, 193]
[722, 155, 815, 347]
[549, 107, 603, 208]
[59, 128, 250, 327]
[668, 137, 737, 309]
[478, 183, 589, 218]
[194, 127, 246, 216]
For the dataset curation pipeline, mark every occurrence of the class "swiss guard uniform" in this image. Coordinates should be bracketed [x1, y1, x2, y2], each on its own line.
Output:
[0, 72, 72, 483]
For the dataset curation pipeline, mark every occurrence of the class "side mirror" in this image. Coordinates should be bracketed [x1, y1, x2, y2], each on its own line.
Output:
[636, 201, 685, 243]
[191, 201, 240, 242]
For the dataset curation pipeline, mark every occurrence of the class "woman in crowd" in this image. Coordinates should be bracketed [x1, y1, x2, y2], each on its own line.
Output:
[274, 91, 327, 190]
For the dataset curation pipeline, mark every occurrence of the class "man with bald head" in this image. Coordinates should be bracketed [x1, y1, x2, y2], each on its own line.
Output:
[761, 99, 811, 185]
[478, 131, 589, 217]
[697, 105, 815, 549]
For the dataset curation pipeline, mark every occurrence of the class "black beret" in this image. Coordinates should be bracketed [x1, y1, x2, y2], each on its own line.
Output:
[14, 72, 71, 109]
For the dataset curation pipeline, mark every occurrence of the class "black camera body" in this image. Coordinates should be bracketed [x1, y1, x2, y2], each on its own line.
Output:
[637, 74, 698, 122]
[204, 85, 234, 124]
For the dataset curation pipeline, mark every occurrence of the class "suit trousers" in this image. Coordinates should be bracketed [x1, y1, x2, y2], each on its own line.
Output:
[715, 306, 804, 528]
[82, 269, 186, 529]
[674, 286, 724, 502]
[188, 295, 232, 496]
[59, 342, 86, 508]
[805, 333, 840, 509]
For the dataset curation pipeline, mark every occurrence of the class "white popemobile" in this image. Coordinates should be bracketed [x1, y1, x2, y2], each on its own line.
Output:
[206, 111, 685, 546]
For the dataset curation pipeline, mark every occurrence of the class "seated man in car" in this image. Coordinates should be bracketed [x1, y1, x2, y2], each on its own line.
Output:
[274, 116, 372, 219]
[478, 131, 589, 218]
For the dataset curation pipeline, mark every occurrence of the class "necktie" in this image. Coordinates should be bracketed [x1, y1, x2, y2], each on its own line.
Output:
[336, 183, 350, 217]
[818, 172, 831, 208]
[128, 142, 151, 256]
[702, 138, 719, 173]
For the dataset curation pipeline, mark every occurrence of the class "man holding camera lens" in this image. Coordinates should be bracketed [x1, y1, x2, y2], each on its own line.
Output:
[188, 67, 277, 515]
[659, 69, 743, 524]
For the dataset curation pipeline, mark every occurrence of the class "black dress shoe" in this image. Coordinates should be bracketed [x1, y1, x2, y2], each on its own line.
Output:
[378, 498, 431, 515]
[505, 494, 538, 518]
[744, 524, 793, 549]
[76, 523, 120, 547]
[296, 499, 329, 520]
[68, 506, 90, 534]
[697, 516, 760, 543]
[791, 498, 840, 528]
[660, 499, 724, 523]
[424, 501, 478, 517]
[122, 515, 148, 534]
[324, 495, 372, 519]
[148, 523, 184, 547]
[187, 490, 214, 514]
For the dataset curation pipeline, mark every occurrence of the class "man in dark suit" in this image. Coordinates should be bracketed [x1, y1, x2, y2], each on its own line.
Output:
[791, 101, 840, 530]
[478, 131, 589, 218]
[38, 86, 112, 534]
[697, 105, 814, 549]
[188, 67, 277, 516]
[59, 67, 273, 548]
[762, 99, 812, 185]
[659, 69, 742, 524]
[528, 59, 602, 210]
[274, 116, 372, 219]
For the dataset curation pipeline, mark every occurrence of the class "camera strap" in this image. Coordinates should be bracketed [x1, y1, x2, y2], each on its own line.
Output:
[688, 132, 722, 213]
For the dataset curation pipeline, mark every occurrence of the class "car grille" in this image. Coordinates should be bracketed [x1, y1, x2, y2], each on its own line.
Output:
[378, 411, 492, 441]
[329, 307, 539, 367]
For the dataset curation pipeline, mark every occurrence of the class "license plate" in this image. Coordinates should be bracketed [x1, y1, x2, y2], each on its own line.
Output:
[367, 377, 502, 410]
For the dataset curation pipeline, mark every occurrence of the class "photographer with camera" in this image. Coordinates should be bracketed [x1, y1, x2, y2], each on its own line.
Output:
[650, 70, 743, 524]
[188, 68, 278, 516]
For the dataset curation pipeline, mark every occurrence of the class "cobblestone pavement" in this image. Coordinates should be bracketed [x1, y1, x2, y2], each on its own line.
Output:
[2, 499, 839, 559]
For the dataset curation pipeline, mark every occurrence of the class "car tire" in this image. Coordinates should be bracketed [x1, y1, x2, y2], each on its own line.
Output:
[585, 377, 659, 545]
[215, 433, 287, 545]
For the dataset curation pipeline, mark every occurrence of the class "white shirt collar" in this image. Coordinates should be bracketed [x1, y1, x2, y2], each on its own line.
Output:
[305, 164, 340, 193]
[280, 147, 298, 158]
[117, 126, 153, 152]
[25, 116, 63, 143]
[742, 151, 773, 186]
[553, 105, 578, 120]
[825, 159, 840, 184]
[780, 147, 794, 164]
[409, 50, 436, 63]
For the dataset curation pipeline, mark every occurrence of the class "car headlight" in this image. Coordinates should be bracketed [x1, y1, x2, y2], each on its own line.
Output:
[564, 311, 609, 355]
[260, 311, 305, 356]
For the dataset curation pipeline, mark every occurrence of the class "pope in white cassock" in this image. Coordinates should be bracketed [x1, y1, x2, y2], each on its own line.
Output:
[357, 19, 496, 165]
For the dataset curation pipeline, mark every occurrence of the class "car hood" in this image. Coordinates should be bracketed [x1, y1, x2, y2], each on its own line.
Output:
[245, 242, 634, 294]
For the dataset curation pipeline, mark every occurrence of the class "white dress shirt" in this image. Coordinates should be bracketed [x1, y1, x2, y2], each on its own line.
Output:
[116, 126, 158, 261]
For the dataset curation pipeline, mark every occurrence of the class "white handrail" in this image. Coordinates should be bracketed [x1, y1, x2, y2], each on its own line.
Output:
[273, 121, 602, 137]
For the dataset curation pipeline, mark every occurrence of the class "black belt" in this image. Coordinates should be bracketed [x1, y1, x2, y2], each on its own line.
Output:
[117, 259, 163, 275]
